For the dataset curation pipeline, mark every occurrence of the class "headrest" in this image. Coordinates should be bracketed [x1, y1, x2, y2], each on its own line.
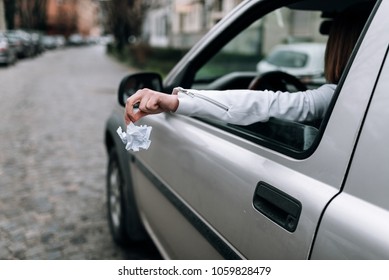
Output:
[319, 20, 333, 35]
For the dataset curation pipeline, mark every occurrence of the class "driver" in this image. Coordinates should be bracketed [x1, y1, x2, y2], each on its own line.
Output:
[125, 6, 370, 126]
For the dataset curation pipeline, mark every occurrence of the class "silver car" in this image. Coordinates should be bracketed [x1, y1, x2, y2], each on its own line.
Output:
[0, 32, 17, 66]
[104, 0, 389, 259]
[256, 43, 326, 86]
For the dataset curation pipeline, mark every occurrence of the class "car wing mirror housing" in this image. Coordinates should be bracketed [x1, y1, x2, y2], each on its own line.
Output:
[117, 72, 163, 107]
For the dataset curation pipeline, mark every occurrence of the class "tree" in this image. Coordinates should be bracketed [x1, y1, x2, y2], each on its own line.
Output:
[4, 0, 47, 30]
[4, 0, 16, 29]
[32, 0, 48, 30]
[106, 0, 147, 51]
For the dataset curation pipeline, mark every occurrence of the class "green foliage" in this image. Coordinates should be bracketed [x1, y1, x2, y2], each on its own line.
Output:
[107, 43, 260, 78]
[107, 43, 189, 77]
[195, 52, 260, 80]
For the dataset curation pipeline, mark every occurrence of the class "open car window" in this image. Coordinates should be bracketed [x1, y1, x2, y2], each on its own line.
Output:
[191, 6, 331, 157]
[194, 7, 327, 90]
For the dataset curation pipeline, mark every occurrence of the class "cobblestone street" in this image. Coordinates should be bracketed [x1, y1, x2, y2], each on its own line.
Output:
[0, 45, 161, 260]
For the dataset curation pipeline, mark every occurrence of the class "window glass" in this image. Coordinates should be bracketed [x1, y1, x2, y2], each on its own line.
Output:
[192, 7, 328, 155]
[266, 50, 308, 68]
[194, 19, 263, 85]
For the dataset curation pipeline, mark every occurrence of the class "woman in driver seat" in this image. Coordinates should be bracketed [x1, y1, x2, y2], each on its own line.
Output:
[124, 6, 371, 126]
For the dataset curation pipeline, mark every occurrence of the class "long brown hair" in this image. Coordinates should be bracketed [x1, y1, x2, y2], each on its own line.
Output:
[325, 6, 372, 84]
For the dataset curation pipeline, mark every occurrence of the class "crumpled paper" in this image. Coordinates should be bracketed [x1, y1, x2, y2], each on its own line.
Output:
[117, 123, 152, 152]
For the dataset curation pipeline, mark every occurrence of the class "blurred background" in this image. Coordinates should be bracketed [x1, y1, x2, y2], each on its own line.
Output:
[0, 0, 326, 76]
[0, 0, 251, 75]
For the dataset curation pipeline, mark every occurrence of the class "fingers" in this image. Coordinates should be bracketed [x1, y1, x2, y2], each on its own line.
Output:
[138, 94, 159, 113]
[124, 89, 160, 124]
[125, 109, 147, 124]
[124, 88, 179, 124]
[172, 87, 181, 95]
[124, 92, 138, 124]
[125, 90, 143, 124]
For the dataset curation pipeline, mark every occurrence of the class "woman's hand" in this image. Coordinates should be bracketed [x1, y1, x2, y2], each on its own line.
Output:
[125, 88, 179, 124]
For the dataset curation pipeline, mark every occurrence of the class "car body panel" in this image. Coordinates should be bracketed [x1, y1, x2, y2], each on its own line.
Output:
[344, 53, 389, 210]
[311, 1, 389, 257]
[135, 111, 340, 259]
[131, 159, 226, 259]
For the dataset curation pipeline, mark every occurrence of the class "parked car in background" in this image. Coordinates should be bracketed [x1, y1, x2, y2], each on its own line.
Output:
[5, 30, 34, 58]
[55, 35, 66, 48]
[67, 33, 85, 46]
[42, 35, 58, 50]
[257, 43, 326, 86]
[104, 0, 389, 259]
[4, 31, 23, 59]
[29, 31, 45, 56]
[0, 32, 17, 66]
[99, 34, 114, 45]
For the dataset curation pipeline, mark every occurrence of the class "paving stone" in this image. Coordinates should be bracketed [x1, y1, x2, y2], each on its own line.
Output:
[0, 45, 160, 260]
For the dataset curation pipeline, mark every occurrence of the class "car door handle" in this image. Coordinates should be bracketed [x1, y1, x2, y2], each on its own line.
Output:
[253, 182, 301, 232]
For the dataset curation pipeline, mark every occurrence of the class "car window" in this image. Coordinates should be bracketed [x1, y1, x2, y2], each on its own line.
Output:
[192, 7, 328, 156]
[194, 19, 262, 85]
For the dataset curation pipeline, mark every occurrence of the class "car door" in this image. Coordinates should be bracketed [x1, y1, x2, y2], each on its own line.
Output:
[311, 26, 389, 259]
[130, 0, 383, 259]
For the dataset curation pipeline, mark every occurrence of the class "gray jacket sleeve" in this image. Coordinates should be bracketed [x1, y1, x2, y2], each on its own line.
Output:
[174, 84, 336, 125]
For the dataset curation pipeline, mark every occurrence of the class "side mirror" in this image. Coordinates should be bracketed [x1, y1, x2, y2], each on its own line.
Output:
[117, 72, 163, 107]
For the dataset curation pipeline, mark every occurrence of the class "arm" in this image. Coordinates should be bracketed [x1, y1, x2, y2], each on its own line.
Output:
[176, 84, 336, 125]
[125, 84, 336, 125]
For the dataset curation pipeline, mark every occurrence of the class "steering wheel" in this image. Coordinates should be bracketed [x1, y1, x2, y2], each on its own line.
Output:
[249, 71, 307, 92]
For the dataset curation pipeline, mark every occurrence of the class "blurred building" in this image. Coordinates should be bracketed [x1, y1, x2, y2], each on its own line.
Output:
[0, 0, 6, 30]
[46, 0, 100, 36]
[143, 0, 244, 49]
[46, 0, 76, 35]
[77, 0, 101, 36]
[142, 0, 324, 54]
[142, 0, 171, 47]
